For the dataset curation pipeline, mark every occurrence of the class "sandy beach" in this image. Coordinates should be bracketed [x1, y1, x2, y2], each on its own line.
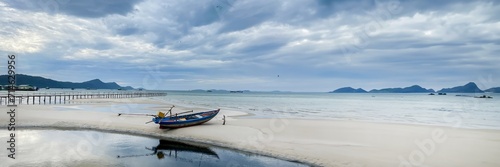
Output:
[1, 97, 500, 167]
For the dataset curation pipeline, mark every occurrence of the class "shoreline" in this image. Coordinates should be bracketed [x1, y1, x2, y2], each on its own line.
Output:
[1, 98, 500, 166]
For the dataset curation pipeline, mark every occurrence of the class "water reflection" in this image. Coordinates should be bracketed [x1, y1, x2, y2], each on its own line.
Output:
[0, 130, 308, 167]
[117, 139, 219, 160]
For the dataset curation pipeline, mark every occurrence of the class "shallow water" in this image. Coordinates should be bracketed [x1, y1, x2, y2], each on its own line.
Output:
[0, 130, 308, 167]
[52, 103, 160, 114]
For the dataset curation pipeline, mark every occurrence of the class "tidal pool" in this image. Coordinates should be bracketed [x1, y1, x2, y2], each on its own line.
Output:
[0, 130, 308, 167]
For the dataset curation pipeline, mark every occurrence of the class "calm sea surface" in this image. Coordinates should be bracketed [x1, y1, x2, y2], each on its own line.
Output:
[3, 89, 499, 130]
[160, 91, 500, 130]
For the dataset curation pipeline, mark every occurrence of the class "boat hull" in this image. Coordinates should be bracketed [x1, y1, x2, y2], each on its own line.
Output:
[153, 109, 220, 129]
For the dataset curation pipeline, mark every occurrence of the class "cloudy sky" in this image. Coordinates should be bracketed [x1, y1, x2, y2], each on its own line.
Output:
[0, 0, 499, 91]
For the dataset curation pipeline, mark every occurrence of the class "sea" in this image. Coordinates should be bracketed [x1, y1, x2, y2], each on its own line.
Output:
[3, 89, 499, 130]
[159, 91, 500, 130]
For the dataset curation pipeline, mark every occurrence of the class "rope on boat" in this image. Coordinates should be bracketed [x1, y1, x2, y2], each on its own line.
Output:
[117, 113, 157, 117]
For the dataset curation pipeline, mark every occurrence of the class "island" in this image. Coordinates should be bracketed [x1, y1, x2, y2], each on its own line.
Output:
[329, 82, 500, 94]
[437, 82, 484, 93]
[0, 74, 134, 90]
[369, 85, 434, 93]
[485, 87, 500, 93]
[329, 87, 367, 93]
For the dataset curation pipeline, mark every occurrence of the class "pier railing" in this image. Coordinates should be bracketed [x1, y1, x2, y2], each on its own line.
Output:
[0, 92, 167, 105]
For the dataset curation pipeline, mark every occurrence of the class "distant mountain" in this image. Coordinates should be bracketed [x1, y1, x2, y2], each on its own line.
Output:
[80, 79, 126, 89]
[191, 89, 227, 92]
[329, 87, 367, 93]
[369, 85, 434, 93]
[484, 87, 500, 93]
[438, 82, 483, 93]
[124, 86, 135, 90]
[191, 89, 251, 93]
[0, 74, 134, 90]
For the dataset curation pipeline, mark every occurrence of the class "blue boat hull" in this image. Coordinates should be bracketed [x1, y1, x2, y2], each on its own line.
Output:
[153, 109, 220, 129]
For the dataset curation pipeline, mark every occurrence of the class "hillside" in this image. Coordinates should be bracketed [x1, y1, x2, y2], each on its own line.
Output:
[484, 87, 500, 93]
[329, 87, 367, 93]
[369, 85, 434, 93]
[437, 82, 483, 93]
[0, 74, 134, 90]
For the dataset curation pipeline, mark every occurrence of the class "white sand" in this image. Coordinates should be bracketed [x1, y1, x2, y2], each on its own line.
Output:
[1, 98, 500, 167]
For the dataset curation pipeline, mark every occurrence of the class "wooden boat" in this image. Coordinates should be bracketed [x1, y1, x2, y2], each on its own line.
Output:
[1, 85, 39, 91]
[474, 95, 493, 99]
[152, 109, 220, 129]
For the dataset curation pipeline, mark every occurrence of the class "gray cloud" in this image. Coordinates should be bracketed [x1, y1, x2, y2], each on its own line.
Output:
[3, 0, 142, 18]
[217, 1, 279, 33]
[1, 0, 499, 91]
[116, 27, 139, 36]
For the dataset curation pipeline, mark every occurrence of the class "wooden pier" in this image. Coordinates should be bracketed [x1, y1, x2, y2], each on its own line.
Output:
[0, 92, 167, 105]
